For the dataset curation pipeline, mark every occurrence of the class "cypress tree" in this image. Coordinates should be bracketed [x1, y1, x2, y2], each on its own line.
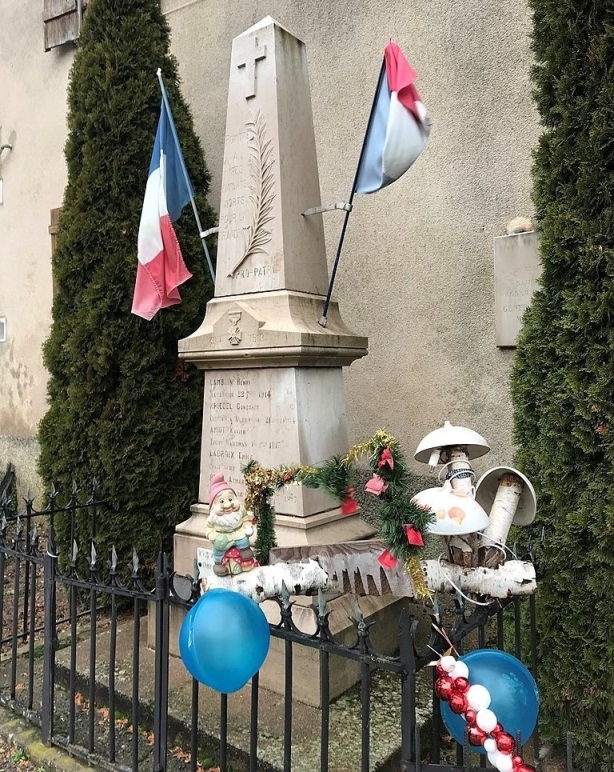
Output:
[39, 0, 215, 568]
[511, 2, 614, 767]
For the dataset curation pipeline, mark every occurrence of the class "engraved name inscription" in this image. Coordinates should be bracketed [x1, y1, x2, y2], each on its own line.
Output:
[203, 373, 298, 503]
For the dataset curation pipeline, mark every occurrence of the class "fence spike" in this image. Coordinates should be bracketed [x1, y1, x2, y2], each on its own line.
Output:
[317, 587, 327, 617]
[353, 596, 364, 622]
[25, 488, 35, 506]
[280, 581, 290, 608]
[89, 541, 97, 571]
[0, 513, 7, 536]
[131, 549, 140, 577]
[71, 539, 79, 564]
[111, 545, 118, 572]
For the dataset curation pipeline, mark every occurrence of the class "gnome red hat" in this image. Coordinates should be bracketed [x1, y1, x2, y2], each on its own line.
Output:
[209, 473, 234, 503]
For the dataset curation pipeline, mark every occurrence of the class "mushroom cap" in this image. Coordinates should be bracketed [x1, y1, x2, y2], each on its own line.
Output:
[414, 421, 490, 464]
[475, 466, 537, 526]
[412, 485, 491, 536]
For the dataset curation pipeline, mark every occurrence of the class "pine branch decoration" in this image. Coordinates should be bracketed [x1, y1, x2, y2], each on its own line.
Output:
[242, 431, 434, 597]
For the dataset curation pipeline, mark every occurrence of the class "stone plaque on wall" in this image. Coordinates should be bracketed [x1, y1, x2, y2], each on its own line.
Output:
[494, 231, 541, 347]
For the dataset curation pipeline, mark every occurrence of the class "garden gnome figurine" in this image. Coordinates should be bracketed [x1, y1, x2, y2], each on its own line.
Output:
[205, 473, 257, 576]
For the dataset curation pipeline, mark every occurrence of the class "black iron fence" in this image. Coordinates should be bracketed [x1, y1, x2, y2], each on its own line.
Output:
[0, 488, 568, 771]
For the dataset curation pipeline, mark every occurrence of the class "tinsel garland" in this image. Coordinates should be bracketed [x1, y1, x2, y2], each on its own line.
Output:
[242, 431, 434, 598]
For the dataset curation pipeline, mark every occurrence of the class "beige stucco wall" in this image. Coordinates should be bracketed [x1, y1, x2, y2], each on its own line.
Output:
[0, 0, 540, 493]
[163, 0, 540, 477]
[0, 0, 73, 493]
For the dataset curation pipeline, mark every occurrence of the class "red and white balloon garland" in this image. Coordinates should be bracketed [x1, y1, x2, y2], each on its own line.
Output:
[436, 655, 537, 772]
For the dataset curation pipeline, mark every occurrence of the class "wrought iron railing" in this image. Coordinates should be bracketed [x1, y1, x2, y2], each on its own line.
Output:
[0, 486, 571, 771]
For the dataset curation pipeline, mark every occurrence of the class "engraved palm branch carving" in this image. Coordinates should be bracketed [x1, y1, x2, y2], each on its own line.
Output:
[229, 110, 275, 277]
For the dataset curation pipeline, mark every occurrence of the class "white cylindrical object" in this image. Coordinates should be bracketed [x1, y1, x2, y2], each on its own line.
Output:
[445, 447, 474, 495]
[200, 559, 332, 602]
[480, 473, 523, 548]
[422, 559, 537, 597]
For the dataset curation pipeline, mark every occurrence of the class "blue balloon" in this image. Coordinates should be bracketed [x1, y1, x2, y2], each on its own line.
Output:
[179, 589, 270, 693]
[441, 649, 539, 749]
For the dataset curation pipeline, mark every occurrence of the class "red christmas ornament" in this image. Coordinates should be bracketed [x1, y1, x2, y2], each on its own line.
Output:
[365, 474, 389, 496]
[448, 692, 468, 715]
[467, 726, 487, 747]
[452, 676, 469, 693]
[464, 709, 477, 726]
[434, 676, 454, 701]
[340, 487, 359, 515]
[491, 723, 504, 737]
[404, 524, 425, 547]
[515, 766, 536, 772]
[377, 549, 398, 569]
[496, 732, 516, 755]
[377, 446, 395, 470]
[511, 756, 524, 769]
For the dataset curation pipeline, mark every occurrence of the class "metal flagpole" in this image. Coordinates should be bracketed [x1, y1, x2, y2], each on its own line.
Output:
[156, 68, 216, 284]
[319, 57, 386, 328]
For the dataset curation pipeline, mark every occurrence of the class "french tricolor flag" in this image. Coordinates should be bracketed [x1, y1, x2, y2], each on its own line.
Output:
[355, 42, 430, 194]
[132, 99, 193, 321]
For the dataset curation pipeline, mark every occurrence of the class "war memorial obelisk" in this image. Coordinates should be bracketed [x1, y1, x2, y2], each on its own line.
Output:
[176, 17, 371, 556]
[173, 18, 405, 704]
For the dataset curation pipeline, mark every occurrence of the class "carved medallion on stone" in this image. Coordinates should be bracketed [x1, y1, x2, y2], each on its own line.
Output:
[228, 311, 242, 345]
[229, 110, 275, 277]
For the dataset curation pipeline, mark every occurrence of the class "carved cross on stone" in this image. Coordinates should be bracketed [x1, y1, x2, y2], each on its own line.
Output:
[237, 38, 267, 99]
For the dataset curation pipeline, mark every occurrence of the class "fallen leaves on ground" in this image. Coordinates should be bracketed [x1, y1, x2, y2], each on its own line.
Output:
[0, 735, 49, 771]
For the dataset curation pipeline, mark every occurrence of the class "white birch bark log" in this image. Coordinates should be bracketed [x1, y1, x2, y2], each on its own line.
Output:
[199, 559, 336, 602]
[422, 559, 536, 597]
[479, 474, 523, 568]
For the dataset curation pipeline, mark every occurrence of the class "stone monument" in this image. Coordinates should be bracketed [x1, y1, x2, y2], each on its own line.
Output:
[175, 16, 371, 568]
[172, 17, 404, 705]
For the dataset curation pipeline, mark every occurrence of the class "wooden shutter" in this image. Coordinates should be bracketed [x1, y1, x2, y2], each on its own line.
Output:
[43, 0, 87, 51]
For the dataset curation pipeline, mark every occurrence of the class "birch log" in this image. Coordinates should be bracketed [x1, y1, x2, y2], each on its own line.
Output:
[423, 559, 536, 597]
[479, 474, 523, 568]
[270, 542, 537, 599]
[199, 559, 336, 602]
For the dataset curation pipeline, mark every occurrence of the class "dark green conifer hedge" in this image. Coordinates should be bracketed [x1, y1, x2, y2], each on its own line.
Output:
[511, 2, 614, 768]
[39, 0, 215, 568]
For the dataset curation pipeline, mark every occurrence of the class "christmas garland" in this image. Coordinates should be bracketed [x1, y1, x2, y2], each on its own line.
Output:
[242, 430, 434, 597]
